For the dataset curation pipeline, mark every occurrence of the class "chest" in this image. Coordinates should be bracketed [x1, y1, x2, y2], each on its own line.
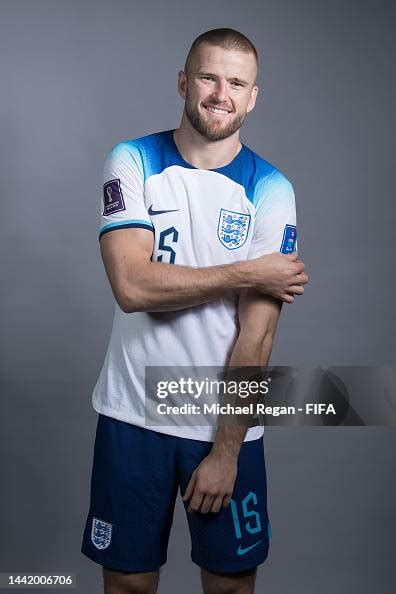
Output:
[144, 166, 256, 266]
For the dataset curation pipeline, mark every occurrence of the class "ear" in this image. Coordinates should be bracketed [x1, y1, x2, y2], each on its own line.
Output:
[178, 70, 187, 100]
[246, 85, 259, 114]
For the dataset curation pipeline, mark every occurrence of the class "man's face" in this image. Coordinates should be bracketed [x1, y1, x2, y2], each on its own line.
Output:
[179, 43, 258, 142]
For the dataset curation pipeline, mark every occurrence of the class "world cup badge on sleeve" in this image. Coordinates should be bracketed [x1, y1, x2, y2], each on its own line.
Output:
[91, 517, 113, 550]
[217, 208, 251, 250]
[103, 179, 126, 216]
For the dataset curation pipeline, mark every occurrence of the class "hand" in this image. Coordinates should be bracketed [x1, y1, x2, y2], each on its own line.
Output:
[182, 451, 237, 514]
[250, 252, 309, 303]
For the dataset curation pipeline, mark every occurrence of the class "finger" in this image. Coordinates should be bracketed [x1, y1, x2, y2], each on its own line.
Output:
[200, 495, 215, 514]
[285, 251, 298, 260]
[211, 495, 225, 513]
[294, 261, 305, 273]
[282, 294, 295, 304]
[295, 273, 309, 284]
[188, 489, 204, 513]
[222, 495, 232, 508]
[182, 473, 196, 502]
[289, 285, 305, 295]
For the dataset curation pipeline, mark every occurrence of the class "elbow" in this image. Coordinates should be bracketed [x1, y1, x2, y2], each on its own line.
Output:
[115, 284, 146, 314]
[117, 298, 135, 314]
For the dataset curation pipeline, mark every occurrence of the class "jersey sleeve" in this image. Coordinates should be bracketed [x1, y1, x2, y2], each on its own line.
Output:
[99, 142, 154, 240]
[248, 172, 297, 259]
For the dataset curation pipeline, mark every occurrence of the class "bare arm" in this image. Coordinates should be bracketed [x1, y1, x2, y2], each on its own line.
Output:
[182, 290, 282, 513]
[100, 228, 307, 313]
[211, 291, 281, 454]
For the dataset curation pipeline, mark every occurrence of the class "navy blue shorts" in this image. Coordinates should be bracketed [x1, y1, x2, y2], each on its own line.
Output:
[81, 414, 270, 574]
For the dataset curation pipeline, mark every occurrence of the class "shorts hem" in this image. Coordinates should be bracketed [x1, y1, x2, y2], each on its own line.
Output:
[92, 404, 264, 442]
[191, 551, 269, 574]
[81, 547, 166, 573]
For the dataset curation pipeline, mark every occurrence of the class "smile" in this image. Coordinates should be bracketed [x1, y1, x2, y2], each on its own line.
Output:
[203, 105, 231, 115]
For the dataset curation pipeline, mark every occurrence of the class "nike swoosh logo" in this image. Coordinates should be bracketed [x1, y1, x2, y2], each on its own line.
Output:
[237, 540, 262, 556]
[148, 206, 180, 216]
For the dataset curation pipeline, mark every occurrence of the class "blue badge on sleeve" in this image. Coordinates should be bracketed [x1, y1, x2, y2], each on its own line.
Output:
[103, 178, 126, 216]
[280, 224, 297, 254]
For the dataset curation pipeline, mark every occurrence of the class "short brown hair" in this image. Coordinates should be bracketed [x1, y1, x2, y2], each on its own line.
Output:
[184, 28, 258, 75]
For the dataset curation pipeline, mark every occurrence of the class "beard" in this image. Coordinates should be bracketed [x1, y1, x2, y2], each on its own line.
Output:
[184, 90, 246, 141]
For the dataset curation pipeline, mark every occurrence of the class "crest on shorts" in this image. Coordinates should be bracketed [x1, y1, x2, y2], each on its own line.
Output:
[91, 517, 112, 550]
[217, 209, 251, 250]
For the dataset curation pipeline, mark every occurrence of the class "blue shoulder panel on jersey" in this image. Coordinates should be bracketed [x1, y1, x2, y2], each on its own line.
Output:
[121, 130, 287, 208]
[122, 131, 187, 182]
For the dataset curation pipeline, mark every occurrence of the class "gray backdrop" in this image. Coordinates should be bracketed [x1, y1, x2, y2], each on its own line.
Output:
[1, 0, 395, 592]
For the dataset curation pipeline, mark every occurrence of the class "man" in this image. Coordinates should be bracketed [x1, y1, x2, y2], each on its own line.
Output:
[81, 28, 308, 594]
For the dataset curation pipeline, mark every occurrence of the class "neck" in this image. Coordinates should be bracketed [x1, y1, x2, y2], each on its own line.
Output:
[173, 113, 242, 169]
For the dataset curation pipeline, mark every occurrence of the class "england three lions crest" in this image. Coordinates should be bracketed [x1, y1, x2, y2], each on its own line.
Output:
[91, 517, 112, 550]
[218, 209, 251, 250]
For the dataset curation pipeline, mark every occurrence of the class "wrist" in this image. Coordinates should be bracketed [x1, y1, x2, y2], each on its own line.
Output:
[210, 443, 239, 462]
[228, 260, 256, 290]
[211, 427, 247, 460]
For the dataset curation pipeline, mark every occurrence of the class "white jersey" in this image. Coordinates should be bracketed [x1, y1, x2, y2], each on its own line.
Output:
[92, 129, 297, 441]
